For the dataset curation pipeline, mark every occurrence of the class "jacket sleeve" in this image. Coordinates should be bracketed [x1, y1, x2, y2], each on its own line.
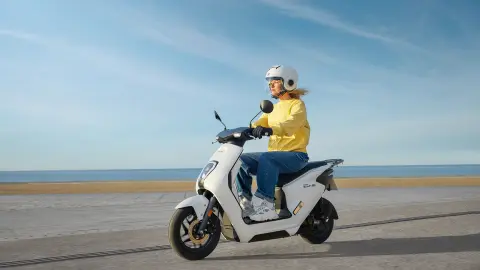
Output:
[270, 101, 307, 136]
[252, 113, 269, 128]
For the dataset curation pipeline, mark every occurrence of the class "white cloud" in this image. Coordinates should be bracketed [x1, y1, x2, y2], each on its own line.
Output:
[3, 91, 105, 128]
[1, 28, 257, 129]
[307, 105, 480, 164]
[0, 29, 222, 98]
[111, 6, 288, 78]
[257, 0, 425, 52]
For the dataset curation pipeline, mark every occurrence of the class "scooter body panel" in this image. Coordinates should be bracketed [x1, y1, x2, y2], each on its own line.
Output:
[230, 166, 329, 242]
[202, 144, 245, 234]
[199, 144, 334, 243]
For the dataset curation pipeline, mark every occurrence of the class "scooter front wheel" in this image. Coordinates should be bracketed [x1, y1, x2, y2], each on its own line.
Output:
[168, 207, 221, 260]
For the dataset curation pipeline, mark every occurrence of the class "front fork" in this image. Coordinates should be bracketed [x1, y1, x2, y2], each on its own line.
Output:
[195, 196, 218, 237]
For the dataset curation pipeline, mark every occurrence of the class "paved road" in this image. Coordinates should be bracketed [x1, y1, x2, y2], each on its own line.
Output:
[1, 187, 480, 269]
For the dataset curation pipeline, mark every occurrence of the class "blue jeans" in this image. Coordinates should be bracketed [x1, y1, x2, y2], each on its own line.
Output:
[235, 151, 309, 203]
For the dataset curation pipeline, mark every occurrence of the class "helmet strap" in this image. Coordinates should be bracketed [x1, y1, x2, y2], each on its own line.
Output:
[272, 90, 287, 99]
[271, 81, 288, 99]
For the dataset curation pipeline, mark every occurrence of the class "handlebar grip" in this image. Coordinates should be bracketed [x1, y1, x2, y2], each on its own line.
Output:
[249, 127, 272, 138]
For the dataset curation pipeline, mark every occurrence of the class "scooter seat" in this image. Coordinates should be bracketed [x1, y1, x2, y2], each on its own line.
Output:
[276, 161, 329, 187]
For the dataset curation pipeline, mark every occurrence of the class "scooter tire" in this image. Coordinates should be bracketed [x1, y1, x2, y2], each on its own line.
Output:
[300, 217, 334, 244]
[168, 207, 221, 260]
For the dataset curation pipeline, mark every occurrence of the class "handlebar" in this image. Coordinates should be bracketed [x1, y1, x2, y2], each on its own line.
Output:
[215, 126, 272, 144]
[245, 127, 273, 138]
[244, 127, 254, 135]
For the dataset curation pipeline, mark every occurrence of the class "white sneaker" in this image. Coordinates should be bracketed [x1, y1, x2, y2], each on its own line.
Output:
[239, 196, 255, 216]
[249, 195, 279, 221]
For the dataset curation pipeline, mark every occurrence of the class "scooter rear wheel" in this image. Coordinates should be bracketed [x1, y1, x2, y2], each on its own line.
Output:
[300, 215, 335, 244]
[168, 207, 221, 260]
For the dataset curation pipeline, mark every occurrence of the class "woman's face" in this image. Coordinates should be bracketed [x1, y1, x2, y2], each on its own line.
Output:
[269, 79, 283, 97]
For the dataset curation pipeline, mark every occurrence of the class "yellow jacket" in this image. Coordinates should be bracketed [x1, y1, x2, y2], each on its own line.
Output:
[253, 98, 310, 153]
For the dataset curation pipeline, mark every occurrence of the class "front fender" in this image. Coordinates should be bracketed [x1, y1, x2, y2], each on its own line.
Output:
[175, 195, 209, 219]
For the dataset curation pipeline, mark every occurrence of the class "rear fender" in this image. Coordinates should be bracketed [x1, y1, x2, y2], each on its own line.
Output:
[316, 168, 338, 191]
[175, 195, 209, 219]
[319, 197, 339, 220]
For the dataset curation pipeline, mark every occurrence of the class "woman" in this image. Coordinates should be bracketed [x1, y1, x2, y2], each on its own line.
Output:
[236, 65, 311, 222]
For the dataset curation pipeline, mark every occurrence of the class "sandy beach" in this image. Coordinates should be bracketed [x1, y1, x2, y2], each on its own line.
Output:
[1, 176, 480, 195]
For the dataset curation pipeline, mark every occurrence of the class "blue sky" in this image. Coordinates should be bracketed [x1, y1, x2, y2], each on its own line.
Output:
[1, 0, 479, 170]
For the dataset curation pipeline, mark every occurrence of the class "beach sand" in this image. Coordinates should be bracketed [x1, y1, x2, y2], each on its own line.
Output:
[1, 176, 480, 195]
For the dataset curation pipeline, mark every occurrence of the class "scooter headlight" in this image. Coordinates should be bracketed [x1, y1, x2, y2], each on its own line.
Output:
[197, 161, 218, 188]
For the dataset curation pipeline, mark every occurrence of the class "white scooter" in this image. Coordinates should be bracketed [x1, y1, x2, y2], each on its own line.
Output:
[168, 100, 344, 260]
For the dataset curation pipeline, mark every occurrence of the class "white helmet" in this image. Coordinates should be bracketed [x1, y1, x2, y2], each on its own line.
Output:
[265, 65, 298, 91]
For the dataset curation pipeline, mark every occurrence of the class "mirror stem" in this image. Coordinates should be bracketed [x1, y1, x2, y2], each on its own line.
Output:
[249, 111, 262, 128]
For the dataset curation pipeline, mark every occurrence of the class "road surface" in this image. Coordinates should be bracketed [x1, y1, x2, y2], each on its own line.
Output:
[1, 187, 479, 269]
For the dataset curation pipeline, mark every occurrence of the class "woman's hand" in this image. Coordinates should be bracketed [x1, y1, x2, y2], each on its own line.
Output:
[252, 126, 273, 139]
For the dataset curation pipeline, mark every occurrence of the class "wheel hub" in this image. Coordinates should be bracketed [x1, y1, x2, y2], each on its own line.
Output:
[188, 219, 210, 245]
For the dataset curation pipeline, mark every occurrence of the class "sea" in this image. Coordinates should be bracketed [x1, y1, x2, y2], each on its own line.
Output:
[1, 164, 479, 183]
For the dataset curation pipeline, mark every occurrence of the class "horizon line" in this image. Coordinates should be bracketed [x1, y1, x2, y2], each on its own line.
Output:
[1, 163, 479, 173]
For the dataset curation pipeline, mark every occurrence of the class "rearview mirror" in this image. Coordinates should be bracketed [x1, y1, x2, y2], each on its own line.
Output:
[214, 110, 227, 130]
[214, 111, 222, 121]
[260, 100, 274, 114]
